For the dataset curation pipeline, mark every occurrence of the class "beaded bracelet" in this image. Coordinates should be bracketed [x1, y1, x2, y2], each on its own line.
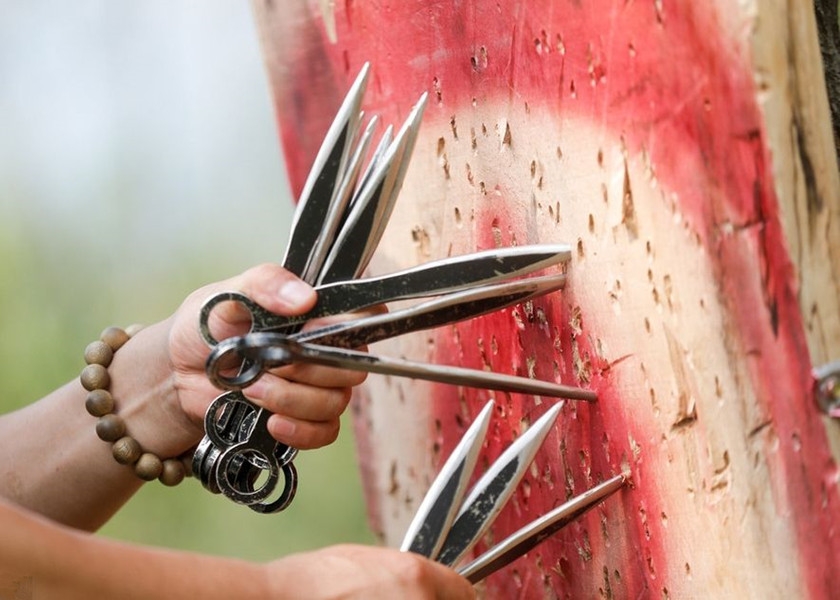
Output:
[80, 326, 188, 486]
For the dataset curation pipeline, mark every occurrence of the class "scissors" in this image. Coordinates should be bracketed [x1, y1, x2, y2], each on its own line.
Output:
[193, 63, 594, 514]
[400, 400, 627, 583]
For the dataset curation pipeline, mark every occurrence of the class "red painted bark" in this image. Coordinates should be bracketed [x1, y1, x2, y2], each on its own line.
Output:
[253, 1, 840, 597]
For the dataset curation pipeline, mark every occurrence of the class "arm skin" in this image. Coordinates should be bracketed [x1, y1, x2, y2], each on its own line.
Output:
[0, 263, 476, 599]
[0, 497, 475, 599]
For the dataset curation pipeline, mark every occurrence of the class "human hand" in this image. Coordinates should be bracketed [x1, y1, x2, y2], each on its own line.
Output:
[164, 263, 367, 451]
[265, 544, 476, 599]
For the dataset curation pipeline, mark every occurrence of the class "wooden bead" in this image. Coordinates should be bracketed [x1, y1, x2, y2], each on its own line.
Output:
[100, 326, 130, 352]
[135, 453, 163, 481]
[85, 389, 114, 417]
[84, 340, 113, 367]
[83, 325, 182, 486]
[159, 459, 186, 486]
[80, 364, 110, 391]
[112, 436, 142, 465]
[96, 414, 126, 442]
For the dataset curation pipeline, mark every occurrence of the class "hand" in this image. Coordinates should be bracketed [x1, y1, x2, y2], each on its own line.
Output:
[265, 545, 476, 599]
[165, 263, 367, 450]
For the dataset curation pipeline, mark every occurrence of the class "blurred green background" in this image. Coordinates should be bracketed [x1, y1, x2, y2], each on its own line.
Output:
[0, 2, 375, 559]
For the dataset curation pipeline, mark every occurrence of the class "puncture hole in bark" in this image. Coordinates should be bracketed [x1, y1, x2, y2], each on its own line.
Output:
[432, 76, 442, 105]
[449, 115, 458, 139]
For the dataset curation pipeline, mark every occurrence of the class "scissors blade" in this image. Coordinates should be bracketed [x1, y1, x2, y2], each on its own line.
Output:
[401, 400, 495, 559]
[225, 336, 596, 400]
[296, 273, 567, 349]
[458, 473, 627, 583]
[318, 93, 428, 283]
[302, 112, 380, 283]
[282, 62, 370, 279]
[349, 124, 393, 213]
[435, 402, 564, 567]
[198, 245, 571, 346]
[290, 244, 571, 332]
[356, 92, 428, 272]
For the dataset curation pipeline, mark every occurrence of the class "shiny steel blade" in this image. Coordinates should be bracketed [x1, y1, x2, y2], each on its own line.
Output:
[291, 244, 571, 328]
[302, 112, 379, 283]
[458, 473, 627, 583]
[355, 92, 428, 273]
[401, 401, 495, 559]
[351, 124, 393, 212]
[435, 403, 564, 567]
[235, 337, 595, 401]
[296, 273, 567, 349]
[282, 62, 369, 279]
[199, 245, 572, 345]
[318, 93, 428, 282]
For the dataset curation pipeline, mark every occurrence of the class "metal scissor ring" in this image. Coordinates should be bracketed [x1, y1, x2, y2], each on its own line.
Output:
[204, 338, 271, 391]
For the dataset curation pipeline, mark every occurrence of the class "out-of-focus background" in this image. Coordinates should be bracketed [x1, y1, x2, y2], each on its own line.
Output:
[0, 2, 374, 558]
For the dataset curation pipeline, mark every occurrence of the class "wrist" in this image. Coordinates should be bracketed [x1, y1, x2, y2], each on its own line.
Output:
[104, 320, 203, 461]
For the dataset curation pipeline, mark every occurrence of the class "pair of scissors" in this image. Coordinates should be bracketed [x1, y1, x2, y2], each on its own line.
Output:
[399, 400, 627, 583]
[193, 62, 427, 512]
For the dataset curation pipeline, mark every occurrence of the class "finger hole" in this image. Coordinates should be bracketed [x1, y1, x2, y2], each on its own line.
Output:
[200, 292, 256, 346]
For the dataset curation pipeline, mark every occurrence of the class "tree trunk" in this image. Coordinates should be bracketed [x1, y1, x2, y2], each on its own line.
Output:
[252, 1, 840, 597]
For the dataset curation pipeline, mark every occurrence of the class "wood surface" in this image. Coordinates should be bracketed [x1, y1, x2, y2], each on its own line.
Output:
[252, 1, 840, 596]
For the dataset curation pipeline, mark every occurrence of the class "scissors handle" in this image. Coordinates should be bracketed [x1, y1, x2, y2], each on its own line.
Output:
[199, 291, 298, 347]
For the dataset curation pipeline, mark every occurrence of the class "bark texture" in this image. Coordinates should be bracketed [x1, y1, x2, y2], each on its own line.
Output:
[252, 1, 840, 597]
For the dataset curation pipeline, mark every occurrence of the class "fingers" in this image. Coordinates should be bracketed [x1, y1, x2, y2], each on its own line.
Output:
[197, 263, 318, 343]
[233, 263, 317, 316]
[273, 545, 476, 599]
[273, 362, 368, 389]
[243, 372, 352, 449]
[172, 263, 380, 451]
[265, 412, 342, 450]
[245, 373, 351, 422]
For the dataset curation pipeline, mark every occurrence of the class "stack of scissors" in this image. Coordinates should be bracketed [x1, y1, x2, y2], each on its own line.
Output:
[193, 63, 608, 519]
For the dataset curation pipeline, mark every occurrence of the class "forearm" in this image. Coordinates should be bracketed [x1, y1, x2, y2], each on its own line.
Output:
[0, 319, 203, 530]
[0, 497, 269, 600]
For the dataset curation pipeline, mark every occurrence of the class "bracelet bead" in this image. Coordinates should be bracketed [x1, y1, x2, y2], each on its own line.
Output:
[85, 389, 114, 417]
[135, 453, 163, 481]
[84, 340, 113, 367]
[112, 436, 142, 465]
[160, 459, 187, 486]
[81, 326, 188, 487]
[100, 326, 130, 352]
[96, 413, 126, 442]
[80, 364, 110, 391]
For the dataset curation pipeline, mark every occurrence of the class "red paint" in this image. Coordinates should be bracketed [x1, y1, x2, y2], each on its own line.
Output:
[263, 1, 840, 596]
